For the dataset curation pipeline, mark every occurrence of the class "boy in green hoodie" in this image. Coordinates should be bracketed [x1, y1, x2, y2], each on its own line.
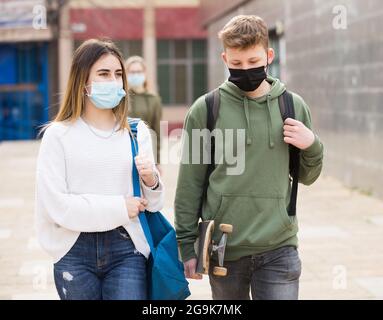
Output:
[174, 15, 323, 300]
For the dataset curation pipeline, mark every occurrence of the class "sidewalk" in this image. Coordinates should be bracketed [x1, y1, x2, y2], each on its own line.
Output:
[0, 140, 383, 299]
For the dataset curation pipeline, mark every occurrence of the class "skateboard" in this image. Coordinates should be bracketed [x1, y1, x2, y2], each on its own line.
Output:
[195, 220, 233, 277]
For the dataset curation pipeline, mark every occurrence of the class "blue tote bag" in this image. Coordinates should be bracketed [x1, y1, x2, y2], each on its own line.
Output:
[128, 118, 190, 300]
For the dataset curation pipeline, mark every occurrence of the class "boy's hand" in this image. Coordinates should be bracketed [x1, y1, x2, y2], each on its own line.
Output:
[184, 258, 202, 280]
[283, 118, 315, 150]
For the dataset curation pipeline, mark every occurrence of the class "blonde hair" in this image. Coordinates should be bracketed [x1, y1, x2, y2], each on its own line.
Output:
[40, 38, 130, 135]
[125, 55, 148, 90]
[218, 15, 269, 50]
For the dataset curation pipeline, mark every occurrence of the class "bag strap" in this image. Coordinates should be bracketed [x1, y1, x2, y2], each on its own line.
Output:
[206, 88, 220, 132]
[198, 89, 220, 219]
[128, 118, 155, 252]
[278, 91, 300, 216]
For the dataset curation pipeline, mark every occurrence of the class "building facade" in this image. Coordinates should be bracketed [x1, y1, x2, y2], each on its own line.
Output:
[0, 0, 207, 140]
[0, 0, 59, 140]
[201, 0, 383, 198]
[70, 0, 207, 108]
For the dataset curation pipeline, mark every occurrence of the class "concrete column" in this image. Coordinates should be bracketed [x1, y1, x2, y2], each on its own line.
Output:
[58, 1, 73, 101]
[143, 0, 157, 93]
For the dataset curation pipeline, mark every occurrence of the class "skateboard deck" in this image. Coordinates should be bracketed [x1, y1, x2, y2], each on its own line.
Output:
[195, 220, 233, 277]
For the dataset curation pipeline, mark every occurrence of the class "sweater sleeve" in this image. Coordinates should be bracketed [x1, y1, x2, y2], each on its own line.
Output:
[174, 97, 209, 262]
[137, 121, 165, 213]
[35, 124, 131, 233]
[294, 95, 324, 186]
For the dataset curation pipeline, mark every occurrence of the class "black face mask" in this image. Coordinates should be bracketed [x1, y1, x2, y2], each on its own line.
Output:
[228, 65, 267, 92]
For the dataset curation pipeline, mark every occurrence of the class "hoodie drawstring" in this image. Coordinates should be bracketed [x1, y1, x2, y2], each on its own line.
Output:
[243, 94, 275, 148]
[244, 97, 252, 145]
[266, 94, 274, 148]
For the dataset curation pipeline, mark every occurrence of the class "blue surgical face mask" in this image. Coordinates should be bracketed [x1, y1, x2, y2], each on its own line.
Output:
[86, 81, 126, 109]
[127, 73, 146, 88]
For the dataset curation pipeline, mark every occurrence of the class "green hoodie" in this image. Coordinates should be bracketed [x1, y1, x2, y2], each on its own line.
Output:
[174, 76, 324, 262]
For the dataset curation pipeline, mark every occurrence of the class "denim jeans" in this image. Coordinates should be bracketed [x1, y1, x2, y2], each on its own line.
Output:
[53, 227, 147, 300]
[209, 246, 301, 300]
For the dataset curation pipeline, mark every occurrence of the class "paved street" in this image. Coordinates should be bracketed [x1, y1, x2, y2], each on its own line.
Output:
[1, 140, 383, 299]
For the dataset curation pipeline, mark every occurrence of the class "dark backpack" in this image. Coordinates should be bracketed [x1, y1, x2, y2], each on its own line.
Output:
[200, 89, 300, 218]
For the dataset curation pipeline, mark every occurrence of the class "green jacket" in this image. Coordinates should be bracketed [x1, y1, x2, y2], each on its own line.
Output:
[128, 89, 162, 163]
[174, 76, 324, 262]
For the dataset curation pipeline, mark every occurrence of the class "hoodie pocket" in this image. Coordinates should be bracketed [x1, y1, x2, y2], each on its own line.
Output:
[213, 194, 295, 248]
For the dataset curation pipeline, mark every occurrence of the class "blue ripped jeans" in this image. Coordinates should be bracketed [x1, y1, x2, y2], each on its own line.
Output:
[53, 227, 147, 300]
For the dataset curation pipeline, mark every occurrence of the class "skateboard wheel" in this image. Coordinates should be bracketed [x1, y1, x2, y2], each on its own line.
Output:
[219, 224, 233, 233]
[213, 266, 227, 277]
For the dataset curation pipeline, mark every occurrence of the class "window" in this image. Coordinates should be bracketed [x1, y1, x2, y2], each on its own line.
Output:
[157, 39, 207, 106]
[74, 40, 143, 59]
[115, 40, 143, 58]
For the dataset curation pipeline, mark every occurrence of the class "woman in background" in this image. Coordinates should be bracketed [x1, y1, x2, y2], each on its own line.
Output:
[125, 56, 162, 170]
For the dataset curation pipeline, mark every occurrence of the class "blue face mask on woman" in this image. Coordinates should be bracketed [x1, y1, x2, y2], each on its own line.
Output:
[127, 73, 146, 88]
[86, 81, 126, 109]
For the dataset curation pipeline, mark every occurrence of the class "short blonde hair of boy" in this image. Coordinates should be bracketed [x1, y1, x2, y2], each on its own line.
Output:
[218, 15, 269, 50]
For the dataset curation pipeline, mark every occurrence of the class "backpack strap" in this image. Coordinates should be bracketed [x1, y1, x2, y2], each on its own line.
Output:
[206, 88, 220, 132]
[278, 90, 300, 216]
[205, 88, 220, 169]
[198, 89, 220, 219]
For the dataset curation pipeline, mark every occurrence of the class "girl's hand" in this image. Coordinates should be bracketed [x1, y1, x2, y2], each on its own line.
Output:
[283, 118, 315, 150]
[156, 164, 162, 176]
[125, 196, 148, 218]
[135, 154, 157, 187]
